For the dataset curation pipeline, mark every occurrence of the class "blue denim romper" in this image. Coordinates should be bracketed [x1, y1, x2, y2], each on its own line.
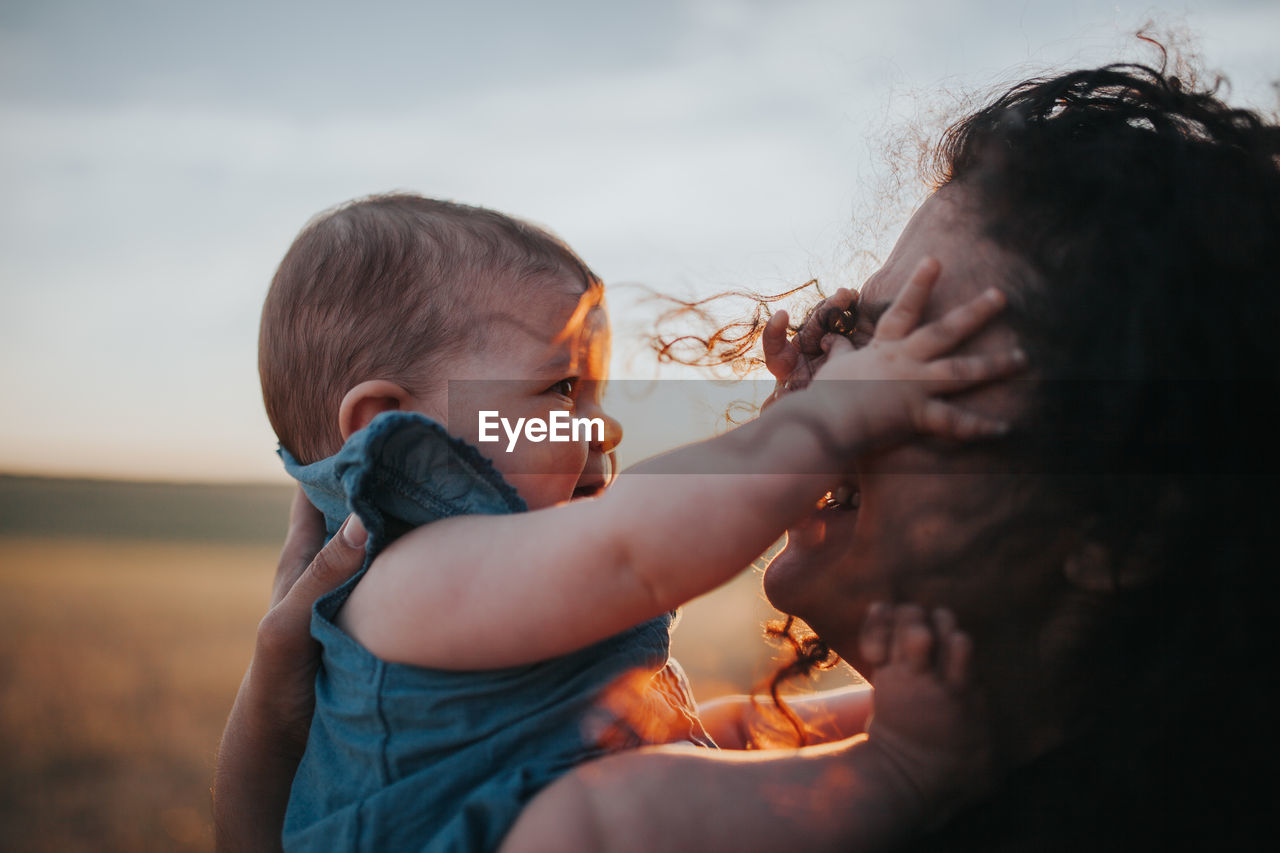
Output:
[280, 412, 715, 852]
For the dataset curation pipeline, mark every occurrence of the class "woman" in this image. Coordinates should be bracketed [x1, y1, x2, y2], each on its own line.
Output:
[216, 60, 1279, 849]
[762, 60, 1279, 848]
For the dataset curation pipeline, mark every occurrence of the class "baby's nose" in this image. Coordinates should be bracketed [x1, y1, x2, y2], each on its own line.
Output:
[596, 410, 623, 454]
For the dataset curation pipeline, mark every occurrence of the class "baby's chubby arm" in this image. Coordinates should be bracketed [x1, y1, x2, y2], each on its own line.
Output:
[340, 258, 1021, 670]
[340, 397, 852, 669]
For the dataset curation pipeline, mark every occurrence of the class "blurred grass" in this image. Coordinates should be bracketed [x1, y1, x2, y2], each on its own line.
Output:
[0, 475, 854, 852]
[0, 474, 295, 544]
[0, 535, 270, 852]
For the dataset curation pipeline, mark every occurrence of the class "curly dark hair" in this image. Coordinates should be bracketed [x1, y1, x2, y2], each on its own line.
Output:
[672, 54, 1280, 838]
[912, 58, 1280, 848]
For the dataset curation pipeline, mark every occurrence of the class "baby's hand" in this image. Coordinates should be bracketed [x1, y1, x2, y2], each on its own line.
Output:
[861, 603, 990, 815]
[806, 257, 1023, 450]
[761, 286, 857, 409]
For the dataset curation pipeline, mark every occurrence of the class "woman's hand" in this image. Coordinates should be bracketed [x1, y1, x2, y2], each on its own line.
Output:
[212, 489, 366, 852]
[808, 257, 1024, 450]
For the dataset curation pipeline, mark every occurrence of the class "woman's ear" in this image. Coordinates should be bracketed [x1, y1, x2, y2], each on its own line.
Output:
[338, 380, 414, 441]
[1063, 542, 1118, 592]
[1063, 539, 1160, 593]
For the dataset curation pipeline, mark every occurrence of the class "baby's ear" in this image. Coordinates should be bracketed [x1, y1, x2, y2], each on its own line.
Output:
[338, 380, 413, 440]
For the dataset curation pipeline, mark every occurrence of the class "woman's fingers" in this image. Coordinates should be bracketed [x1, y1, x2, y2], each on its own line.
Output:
[258, 513, 367, 663]
[283, 514, 367, 614]
[272, 487, 328, 608]
[911, 287, 1007, 359]
[873, 258, 941, 341]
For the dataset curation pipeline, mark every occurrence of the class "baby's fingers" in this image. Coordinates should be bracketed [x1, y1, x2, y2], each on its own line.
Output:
[926, 348, 1026, 389]
[890, 604, 934, 672]
[943, 631, 973, 692]
[917, 400, 1011, 441]
[909, 286, 1006, 359]
[796, 287, 857, 356]
[859, 601, 893, 668]
[762, 309, 796, 381]
[872, 258, 941, 341]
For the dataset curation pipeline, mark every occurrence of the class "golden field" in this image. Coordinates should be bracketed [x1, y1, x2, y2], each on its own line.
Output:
[0, 476, 854, 851]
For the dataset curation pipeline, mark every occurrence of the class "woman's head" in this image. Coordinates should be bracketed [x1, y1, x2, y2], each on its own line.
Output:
[763, 184, 1038, 656]
[769, 61, 1279, 751]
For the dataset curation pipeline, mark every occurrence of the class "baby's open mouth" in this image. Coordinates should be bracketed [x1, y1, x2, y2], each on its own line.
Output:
[571, 482, 605, 501]
[818, 484, 860, 511]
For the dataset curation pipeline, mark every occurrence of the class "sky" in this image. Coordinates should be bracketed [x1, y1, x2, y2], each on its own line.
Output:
[2, 0, 1276, 482]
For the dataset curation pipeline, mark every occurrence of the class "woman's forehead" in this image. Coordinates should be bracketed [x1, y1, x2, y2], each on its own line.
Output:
[860, 187, 992, 316]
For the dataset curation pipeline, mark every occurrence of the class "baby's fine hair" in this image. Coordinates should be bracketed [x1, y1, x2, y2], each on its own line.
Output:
[259, 193, 602, 463]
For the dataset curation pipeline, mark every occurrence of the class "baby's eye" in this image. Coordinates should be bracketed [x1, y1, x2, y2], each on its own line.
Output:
[547, 378, 578, 398]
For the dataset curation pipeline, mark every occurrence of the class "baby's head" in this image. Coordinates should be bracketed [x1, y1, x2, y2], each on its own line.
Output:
[260, 193, 620, 508]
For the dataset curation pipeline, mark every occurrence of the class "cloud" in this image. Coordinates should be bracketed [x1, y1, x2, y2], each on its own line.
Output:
[2, 0, 1277, 479]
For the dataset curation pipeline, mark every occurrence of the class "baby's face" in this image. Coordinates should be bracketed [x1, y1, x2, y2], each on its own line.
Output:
[412, 277, 621, 510]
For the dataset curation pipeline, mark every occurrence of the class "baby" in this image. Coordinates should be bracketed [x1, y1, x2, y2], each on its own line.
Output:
[260, 193, 1016, 851]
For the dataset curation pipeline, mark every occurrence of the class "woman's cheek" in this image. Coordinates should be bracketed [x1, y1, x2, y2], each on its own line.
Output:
[763, 513, 868, 616]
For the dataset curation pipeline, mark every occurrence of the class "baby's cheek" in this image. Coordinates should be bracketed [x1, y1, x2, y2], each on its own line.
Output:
[449, 406, 476, 445]
[498, 445, 585, 509]
[502, 473, 574, 510]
